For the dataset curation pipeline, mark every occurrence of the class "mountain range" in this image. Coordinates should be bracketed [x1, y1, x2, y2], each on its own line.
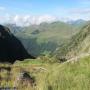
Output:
[4, 19, 90, 60]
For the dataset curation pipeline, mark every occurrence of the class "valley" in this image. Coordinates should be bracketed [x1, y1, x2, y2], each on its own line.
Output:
[0, 20, 90, 90]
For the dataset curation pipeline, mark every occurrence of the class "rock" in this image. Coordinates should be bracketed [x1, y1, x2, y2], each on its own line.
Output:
[14, 71, 35, 87]
[0, 25, 35, 63]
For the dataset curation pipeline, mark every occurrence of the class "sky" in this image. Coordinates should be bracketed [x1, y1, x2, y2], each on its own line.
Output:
[0, 0, 90, 26]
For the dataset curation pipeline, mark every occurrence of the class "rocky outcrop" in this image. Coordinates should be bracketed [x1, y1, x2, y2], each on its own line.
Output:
[0, 25, 35, 63]
[14, 71, 35, 88]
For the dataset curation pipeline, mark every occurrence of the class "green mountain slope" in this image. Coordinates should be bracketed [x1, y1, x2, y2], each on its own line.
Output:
[55, 23, 90, 60]
[5, 24, 24, 34]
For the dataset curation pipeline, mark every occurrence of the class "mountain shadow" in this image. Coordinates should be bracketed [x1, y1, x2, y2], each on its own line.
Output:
[0, 25, 35, 64]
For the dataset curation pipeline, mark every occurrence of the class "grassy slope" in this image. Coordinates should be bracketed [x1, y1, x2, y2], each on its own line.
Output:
[35, 56, 90, 90]
[55, 23, 90, 60]
[0, 56, 90, 90]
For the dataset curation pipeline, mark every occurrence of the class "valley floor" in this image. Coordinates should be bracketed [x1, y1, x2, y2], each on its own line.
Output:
[0, 56, 90, 90]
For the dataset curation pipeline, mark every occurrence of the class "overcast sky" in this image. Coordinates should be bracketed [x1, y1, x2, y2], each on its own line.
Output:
[0, 0, 90, 26]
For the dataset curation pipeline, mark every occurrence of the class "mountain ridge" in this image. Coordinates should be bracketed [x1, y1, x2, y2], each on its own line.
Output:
[55, 22, 90, 61]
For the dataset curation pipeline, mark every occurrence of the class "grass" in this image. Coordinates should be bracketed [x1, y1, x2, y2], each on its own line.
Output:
[0, 56, 90, 90]
[35, 56, 90, 90]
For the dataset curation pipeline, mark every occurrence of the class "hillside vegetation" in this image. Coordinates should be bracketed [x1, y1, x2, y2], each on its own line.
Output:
[55, 23, 90, 60]
[1, 21, 90, 90]
[0, 56, 90, 90]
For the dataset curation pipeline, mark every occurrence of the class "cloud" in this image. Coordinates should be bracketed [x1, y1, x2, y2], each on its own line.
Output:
[68, 8, 90, 20]
[1, 14, 58, 26]
[56, 7, 90, 21]
[36, 15, 58, 24]
[1, 11, 90, 26]
[1, 5, 90, 26]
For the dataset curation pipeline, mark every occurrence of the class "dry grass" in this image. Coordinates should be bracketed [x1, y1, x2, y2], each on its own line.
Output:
[0, 56, 90, 90]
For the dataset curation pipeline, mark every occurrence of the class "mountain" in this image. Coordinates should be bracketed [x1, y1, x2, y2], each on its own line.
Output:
[67, 19, 85, 25]
[15, 21, 78, 57]
[5, 24, 24, 34]
[55, 22, 90, 61]
[0, 25, 34, 63]
[67, 19, 89, 30]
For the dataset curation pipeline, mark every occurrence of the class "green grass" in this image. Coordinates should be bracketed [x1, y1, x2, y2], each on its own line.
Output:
[1, 56, 90, 90]
[35, 56, 90, 90]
